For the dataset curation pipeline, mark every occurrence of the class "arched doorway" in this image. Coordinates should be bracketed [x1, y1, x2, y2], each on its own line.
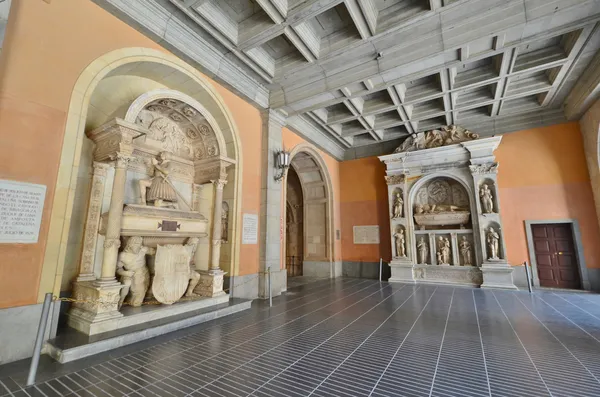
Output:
[283, 144, 335, 283]
[286, 167, 303, 277]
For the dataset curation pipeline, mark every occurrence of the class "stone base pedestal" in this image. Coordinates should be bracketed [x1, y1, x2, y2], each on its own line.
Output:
[413, 264, 482, 287]
[389, 261, 416, 283]
[68, 281, 123, 335]
[195, 270, 226, 297]
[481, 263, 517, 289]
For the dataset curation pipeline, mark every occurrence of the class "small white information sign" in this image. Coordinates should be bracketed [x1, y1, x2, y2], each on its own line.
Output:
[0, 180, 47, 243]
[242, 213, 258, 244]
[353, 225, 380, 244]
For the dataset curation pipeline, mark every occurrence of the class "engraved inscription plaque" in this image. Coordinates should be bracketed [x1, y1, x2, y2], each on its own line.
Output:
[242, 213, 258, 244]
[0, 180, 46, 243]
[158, 220, 180, 232]
[353, 226, 380, 244]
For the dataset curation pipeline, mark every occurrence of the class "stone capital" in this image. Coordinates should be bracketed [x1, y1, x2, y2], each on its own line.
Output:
[385, 174, 406, 185]
[469, 162, 498, 175]
[110, 153, 135, 169]
[92, 161, 111, 176]
[211, 179, 227, 190]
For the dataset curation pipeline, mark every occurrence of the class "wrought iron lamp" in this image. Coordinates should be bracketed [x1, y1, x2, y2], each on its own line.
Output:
[274, 149, 291, 182]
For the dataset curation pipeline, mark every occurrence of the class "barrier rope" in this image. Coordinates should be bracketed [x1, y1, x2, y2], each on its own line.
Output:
[55, 271, 270, 307]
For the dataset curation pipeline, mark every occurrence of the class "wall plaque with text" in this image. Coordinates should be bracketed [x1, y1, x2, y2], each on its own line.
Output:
[242, 213, 258, 244]
[353, 225, 380, 244]
[0, 180, 46, 243]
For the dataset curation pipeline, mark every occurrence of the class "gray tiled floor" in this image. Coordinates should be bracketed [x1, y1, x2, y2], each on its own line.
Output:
[3, 279, 600, 396]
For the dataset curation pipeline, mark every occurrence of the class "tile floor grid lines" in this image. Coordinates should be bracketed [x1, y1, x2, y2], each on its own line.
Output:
[367, 287, 439, 396]
[141, 283, 396, 396]
[250, 285, 417, 397]
[490, 291, 555, 397]
[511, 293, 600, 386]
[6, 282, 600, 396]
[3, 279, 366, 396]
[472, 289, 492, 397]
[302, 286, 422, 397]
[427, 288, 454, 397]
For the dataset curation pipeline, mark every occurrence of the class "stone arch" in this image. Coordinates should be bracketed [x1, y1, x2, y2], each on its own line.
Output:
[282, 144, 335, 279]
[39, 47, 243, 300]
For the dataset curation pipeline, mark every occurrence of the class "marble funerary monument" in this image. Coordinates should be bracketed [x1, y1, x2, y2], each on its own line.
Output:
[379, 125, 516, 289]
[68, 93, 235, 335]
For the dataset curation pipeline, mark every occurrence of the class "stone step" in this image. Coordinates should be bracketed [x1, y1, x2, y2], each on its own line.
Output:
[45, 298, 252, 363]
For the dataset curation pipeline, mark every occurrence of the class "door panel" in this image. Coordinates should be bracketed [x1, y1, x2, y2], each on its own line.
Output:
[531, 223, 581, 289]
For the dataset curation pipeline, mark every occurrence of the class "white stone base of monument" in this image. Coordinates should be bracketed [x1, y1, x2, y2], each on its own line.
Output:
[196, 269, 226, 297]
[389, 261, 416, 283]
[412, 264, 483, 287]
[68, 288, 229, 335]
[68, 281, 124, 335]
[481, 263, 517, 289]
[49, 297, 250, 363]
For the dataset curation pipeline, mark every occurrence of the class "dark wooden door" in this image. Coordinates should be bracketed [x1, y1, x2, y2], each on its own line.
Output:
[532, 223, 580, 289]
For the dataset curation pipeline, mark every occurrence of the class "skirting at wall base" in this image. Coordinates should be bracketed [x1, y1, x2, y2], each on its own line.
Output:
[225, 274, 259, 300]
[389, 263, 416, 283]
[0, 301, 61, 365]
[259, 268, 287, 299]
[303, 261, 340, 278]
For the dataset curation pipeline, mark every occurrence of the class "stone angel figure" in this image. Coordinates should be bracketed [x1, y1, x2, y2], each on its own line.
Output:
[139, 151, 178, 208]
[392, 192, 404, 218]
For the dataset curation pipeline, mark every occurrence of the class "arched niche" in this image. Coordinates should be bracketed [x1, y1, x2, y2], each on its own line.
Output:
[43, 48, 243, 299]
[478, 178, 499, 214]
[282, 144, 335, 280]
[408, 174, 474, 231]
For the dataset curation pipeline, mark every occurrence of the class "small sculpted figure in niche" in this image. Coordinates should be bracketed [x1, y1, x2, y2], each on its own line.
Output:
[394, 229, 406, 257]
[117, 237, 150, 308]
[487, 227, 500, 260]
[221, 203, 229, 242]
[184, 237, 201, 297]
[392, 192, 404, 218]
[139, 152, 178, 208]
[437, 236, 451, 265]
[417, 237, 428, 264]
[480, 184, 494, 214]
[459, 236, 472, 266]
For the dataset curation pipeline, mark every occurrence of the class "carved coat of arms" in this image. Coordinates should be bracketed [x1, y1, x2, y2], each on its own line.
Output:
[152, 244, 191, 304]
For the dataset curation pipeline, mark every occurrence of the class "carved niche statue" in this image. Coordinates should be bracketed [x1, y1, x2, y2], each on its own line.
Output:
[139, 152, 179, 208]
[221, 202, 229, 242]
[394, 229, 406, 257]
[436, 236, 451, 265]
[394, 125, 479, 153]
[184, 237, 201, 297]
[480, 184, 494, 214]
[459, 236, 472, 266]
[392, 192, 403, 218]
[117, 236, 150, 308]
[487, 227, 500, 260]
[417, 237, 428, 264]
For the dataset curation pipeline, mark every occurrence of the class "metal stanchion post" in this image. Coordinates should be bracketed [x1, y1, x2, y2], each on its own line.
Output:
[268, 267, 272, 307]
[27, 293, 53, 387]
[523, 261, 533, 293]
[379, 258, 383, 282]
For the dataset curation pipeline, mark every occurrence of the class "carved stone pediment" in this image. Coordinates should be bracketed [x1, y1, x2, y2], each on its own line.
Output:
[393, 125, 479, 154]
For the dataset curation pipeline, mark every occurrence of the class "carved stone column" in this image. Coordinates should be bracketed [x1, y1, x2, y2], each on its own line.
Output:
[210, 179, 226, 271]
[196, 179, 227, 297]
[77, 162, 110, 282]
[96, 153, 133, 284]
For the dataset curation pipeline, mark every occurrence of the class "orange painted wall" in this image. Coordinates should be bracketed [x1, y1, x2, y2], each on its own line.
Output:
[282, 128, 342, 264]
[339, 157, 391, 263]
[496, 122, 600, 268]
[339, 123, 600, 269]
[0, 0, 261, 308]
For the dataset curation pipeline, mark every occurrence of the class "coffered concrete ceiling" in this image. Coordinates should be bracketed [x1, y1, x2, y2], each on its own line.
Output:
[93, 0, 600, 160]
